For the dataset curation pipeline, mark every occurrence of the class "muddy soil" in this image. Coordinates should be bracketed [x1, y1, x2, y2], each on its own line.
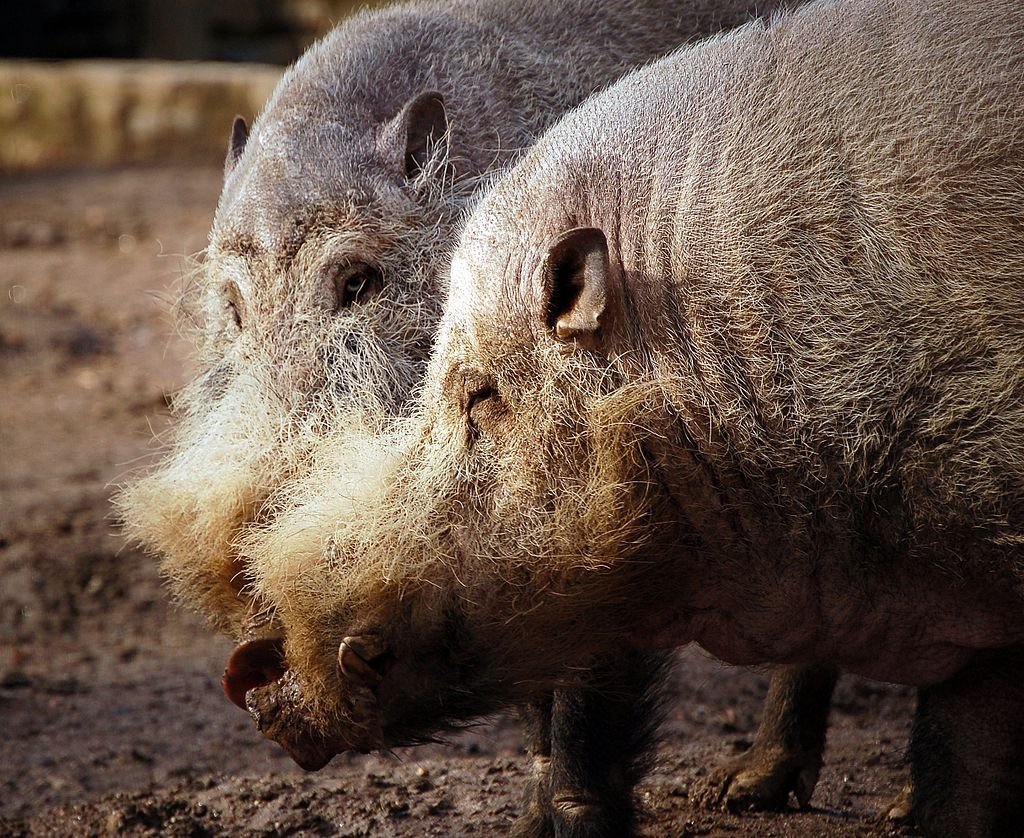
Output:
[0, 166, 916, 836]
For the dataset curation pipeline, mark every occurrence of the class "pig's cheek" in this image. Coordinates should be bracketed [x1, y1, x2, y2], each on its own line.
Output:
[366, 654, 433, 716]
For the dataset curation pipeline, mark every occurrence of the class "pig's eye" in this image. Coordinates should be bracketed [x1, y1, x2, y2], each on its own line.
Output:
[226, 300, 242, 329]
[331, 263, 383, 310]
[467, 386, 501, 438]
[222, 281, 244, 331]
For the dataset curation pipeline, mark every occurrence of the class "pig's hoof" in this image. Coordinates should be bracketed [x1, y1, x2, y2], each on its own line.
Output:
[882, 783, 914, 824]
[691, 746, 820, 812]
[509, 809, 554, 838]
[551, 795, 631, 838]
[511, 754, 554, 838]
[509, 795, 632, 838]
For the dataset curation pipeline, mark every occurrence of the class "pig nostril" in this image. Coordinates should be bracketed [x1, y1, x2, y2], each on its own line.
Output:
[223, 636, 287, 709]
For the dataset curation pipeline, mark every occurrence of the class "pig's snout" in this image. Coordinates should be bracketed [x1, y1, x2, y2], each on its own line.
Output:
[223, 636, 288, 709]
[338, 634, 393, 689]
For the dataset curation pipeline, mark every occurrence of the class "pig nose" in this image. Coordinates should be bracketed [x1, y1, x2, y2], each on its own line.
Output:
[338, 635, 392, 689]
[222, 636, 287, 709]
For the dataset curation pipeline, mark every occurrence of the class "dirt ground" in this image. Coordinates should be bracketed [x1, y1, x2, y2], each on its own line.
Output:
[0, 165, 917, 837]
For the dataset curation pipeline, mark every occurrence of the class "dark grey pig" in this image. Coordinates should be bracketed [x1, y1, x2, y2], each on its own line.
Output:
[117, 0, 813, 834]
[240, 0, 1024, 835]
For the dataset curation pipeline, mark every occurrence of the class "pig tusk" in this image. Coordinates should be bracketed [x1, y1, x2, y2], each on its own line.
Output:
[338, 635, 389, 687]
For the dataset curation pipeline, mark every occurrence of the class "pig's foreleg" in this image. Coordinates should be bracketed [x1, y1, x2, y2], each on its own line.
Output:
[910, 647, 1024, 838]
[513, 652, 670, 837]
[692, 663, 838, 812]
[514, 693, 555, 837]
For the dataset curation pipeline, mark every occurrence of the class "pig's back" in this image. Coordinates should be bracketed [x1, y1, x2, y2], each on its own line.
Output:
[260, 0, 804, 178]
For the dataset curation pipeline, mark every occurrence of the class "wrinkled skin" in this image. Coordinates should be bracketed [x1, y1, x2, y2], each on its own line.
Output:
[241, 0, 1024, 835]
[116, 0, 818, 833]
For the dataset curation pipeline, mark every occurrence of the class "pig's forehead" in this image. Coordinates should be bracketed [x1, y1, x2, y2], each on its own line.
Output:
[446, 253, 497, 322]
[448, 200, 535, 300]
[212, 122, 380, 254]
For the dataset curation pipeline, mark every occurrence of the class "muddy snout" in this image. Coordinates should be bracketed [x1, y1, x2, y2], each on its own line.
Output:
[222, 632, 394, 769]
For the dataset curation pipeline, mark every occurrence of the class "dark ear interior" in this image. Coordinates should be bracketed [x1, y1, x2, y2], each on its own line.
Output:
[541, 227, 610, 347]
[404, 92, 447, 178]
[380, 91, 448, 180]
[224, 115, 249, 178]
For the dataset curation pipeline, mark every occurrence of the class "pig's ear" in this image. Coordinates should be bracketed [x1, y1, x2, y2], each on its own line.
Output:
[541, 227, 610, 351]
[224, 115, 249, 179]
[379, 91, 449, 181]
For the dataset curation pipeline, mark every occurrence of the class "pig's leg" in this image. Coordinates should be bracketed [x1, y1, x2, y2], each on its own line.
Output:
[514, 653, 670, 838]
[513, 694, 555, 837]
[542, 652, 670, 838]
[512, 653, 669, 837]
[693, 663, 838, 811]
[909, 646, 1024, 838]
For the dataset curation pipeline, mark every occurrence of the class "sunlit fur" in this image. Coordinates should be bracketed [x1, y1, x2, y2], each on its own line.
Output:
[117, 0, 795, 634]
[118, 174, 455, 628]
[240, 0, 1024, 816]
[238, 351, 680, 749]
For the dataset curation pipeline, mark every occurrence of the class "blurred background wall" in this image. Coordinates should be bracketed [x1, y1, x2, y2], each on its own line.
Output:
[0, 0, 388, 172]
[1, 0, 387, 63]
